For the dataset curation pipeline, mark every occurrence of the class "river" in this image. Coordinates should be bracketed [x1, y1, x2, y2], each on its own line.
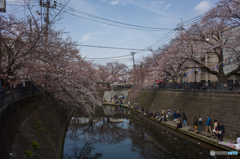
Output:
[63, 106, 231, 159]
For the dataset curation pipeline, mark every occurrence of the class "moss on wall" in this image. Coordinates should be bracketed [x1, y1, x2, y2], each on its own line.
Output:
[0, 95, 74, 159]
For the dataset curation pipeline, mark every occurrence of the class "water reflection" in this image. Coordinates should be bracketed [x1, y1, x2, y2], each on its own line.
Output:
[64, 141, 103, 159]
[63, 106, 231, 159]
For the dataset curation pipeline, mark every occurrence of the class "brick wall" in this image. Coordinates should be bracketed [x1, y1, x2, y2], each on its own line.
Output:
[127, 90, 240, 140]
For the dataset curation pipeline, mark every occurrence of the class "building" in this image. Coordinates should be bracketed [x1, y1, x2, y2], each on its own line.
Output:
[223, 25, 240, 83]
[183, 53, 218, 83]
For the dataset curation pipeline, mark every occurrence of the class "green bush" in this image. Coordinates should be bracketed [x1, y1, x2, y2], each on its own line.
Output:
[25, 150, 33, 158]
[35, 120, 41, 128]
[39, 127, 42, 132]
[31, 141, 39, 150]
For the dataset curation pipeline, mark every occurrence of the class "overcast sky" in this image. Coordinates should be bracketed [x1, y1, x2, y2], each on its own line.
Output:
[6, 0, 219, 67]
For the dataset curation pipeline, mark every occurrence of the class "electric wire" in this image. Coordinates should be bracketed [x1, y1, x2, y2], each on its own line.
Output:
[56, 8, 170, 31]
[86, 55, 131, 59]
[77, 44, 148, 51]
[54, 1, 173, 31]
[82, 32, 165, 52]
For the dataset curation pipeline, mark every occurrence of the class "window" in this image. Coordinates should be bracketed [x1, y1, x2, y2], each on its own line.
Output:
[207, 56, 210, 63]
[225, 58, 230, 65]
[237, 56, 240, 61]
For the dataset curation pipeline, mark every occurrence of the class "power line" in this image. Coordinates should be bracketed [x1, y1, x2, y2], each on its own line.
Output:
[81, 14, 209, 60]
[77, 44, 148, 51]
[82, 32, 164, 52]
[86, 57, 131, 61]
[86, 55, 130, 59]
[56, 8, 169, 31]
[55, 1, 173, 31]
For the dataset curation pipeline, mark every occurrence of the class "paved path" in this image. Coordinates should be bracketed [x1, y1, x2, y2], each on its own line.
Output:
[163, 120, 236, 144]
[102, 102, 238, 152]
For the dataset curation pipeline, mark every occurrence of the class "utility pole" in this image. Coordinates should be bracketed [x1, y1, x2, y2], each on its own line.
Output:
[174, 19, 185, 85]
[130, 52, 136, 84]
[39, 0, 57, 38]
[140, 62, 143, 84]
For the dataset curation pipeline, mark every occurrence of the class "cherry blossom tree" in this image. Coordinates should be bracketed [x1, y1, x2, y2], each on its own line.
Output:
[95, 61, 129, 84]
[208, 0, 240, 26]
[176, 5, 240, 84]
[0, 2, 101, 115]
[130, 0, 240, 93]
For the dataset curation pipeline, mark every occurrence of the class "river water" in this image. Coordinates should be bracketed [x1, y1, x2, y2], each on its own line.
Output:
[63, 106, 232, 159]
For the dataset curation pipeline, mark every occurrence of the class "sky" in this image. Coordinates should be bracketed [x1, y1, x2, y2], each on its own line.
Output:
[5, 0, 220, 67]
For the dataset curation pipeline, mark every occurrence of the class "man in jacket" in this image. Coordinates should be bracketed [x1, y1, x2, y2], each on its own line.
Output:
[217, 123, 225, 141]
[173, 111, 176, 120]
[174, 111, 181, 123]
[205, 115, 213, 135]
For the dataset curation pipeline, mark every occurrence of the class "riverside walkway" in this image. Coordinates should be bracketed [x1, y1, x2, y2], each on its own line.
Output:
[102, 102, 238, 153]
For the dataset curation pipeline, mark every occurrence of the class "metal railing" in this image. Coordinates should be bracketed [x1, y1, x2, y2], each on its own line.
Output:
[0, 87, 41, 109]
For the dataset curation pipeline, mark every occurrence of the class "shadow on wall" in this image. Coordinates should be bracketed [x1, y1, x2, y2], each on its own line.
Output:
[0, 94, 73, 159]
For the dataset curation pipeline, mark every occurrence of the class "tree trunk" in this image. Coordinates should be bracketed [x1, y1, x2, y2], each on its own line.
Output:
[217, 75, 228, 90]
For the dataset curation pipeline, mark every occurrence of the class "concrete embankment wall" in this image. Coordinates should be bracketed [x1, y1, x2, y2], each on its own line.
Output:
[125, 90, 240, 140]
[0, 94, 74, 159]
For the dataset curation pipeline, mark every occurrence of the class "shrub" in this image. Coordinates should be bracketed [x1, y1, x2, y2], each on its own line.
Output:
[31, 141, 39, 150]
[25, 150, 33, 158]
[35, 120, 41, 128]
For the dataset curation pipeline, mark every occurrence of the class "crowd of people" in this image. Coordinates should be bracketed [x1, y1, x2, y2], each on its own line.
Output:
[155, 80, 240, 91]
[105, 101, 240, 150]
[103, 94, 127, 105]
[127, 103, 240, 145]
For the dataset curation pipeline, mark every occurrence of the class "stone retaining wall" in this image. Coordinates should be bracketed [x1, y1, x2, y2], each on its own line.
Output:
[126, 90, 240, 140]
[0, 94, 73, 159]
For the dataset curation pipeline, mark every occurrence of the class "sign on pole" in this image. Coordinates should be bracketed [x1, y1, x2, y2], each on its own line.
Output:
[0, 0, 6, 13]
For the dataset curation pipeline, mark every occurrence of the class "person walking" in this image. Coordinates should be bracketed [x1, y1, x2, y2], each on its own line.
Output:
[167, 109, 172, 121]
[198, 116, 203, 131]
[217, 123, 225, 141]
[205, 115, 213, 135]
[182, 113, 187, 127]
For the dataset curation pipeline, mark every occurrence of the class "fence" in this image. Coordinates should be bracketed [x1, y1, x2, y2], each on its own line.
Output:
[155, 82, 234, 91]
[0, 87, 41, 109]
